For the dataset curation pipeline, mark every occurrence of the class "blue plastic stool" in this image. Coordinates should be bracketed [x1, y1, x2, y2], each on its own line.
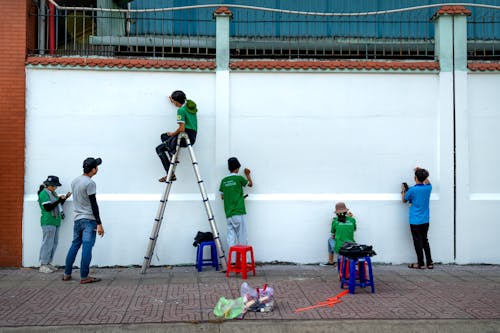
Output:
[339, 255, 375, 294]
[196, 241, 219, 272]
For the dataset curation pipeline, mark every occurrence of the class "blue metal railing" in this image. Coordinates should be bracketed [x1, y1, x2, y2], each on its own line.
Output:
[30, 0, 500, 59]
[129, 0, 498, 39]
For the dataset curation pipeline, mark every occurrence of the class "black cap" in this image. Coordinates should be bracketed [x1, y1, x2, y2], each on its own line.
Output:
[83, 157, 102, 171]
[228, 157, 241, 172]
[43, 175, 62, 187]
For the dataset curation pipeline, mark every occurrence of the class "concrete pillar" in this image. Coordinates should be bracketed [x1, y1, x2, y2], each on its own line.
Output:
[433, 6, 470, 72]
[214, 7, 232, 70]
[214, 7, 233, 185]
[432, 6, 471, 262]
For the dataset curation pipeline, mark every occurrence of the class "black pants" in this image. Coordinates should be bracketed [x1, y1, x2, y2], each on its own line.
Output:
[155, 129, 196, 173]
[410, 223, 433, 267]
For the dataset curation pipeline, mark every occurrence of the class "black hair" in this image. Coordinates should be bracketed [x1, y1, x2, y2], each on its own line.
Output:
[84, 166, 93, 173]
[37, 184, 46, 195]
[171, 90, 186, 104]
[415, 168, 429, 182]
[228, 157, 241, 172]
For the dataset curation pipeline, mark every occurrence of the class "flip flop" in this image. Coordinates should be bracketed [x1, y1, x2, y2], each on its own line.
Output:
[427, 264, 434, 269]
[158, 174, 176, 182]
[408, 263, 425, 269]
[80, 277, 101, 284]
[62, 275, 72, 281]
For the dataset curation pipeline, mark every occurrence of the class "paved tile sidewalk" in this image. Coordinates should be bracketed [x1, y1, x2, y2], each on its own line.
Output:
[0, 264, 499, 327]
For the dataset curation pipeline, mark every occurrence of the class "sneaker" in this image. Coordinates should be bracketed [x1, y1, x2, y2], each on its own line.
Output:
[319, 262, 336, 267]
[47, 264, 58, 271]
[39, 265, 53, 273]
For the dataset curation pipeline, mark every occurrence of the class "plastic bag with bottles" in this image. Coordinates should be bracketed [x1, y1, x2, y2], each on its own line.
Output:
[240, 282, 275, 312]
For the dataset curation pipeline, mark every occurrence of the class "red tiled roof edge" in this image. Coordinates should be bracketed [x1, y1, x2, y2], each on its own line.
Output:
[468, 62, 500, 72]
[230, 60, 440, 71]
[431, 5, 472, 21]
[26, 57, 216, 70]
[214, 6, 232, 16]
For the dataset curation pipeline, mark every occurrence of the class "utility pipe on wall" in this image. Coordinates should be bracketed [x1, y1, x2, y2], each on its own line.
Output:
[38, 0, 46, 54]
[49, 0, 56, 54]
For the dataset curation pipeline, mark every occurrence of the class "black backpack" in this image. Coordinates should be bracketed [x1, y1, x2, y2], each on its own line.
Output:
[192, 231, 214, 247]
[339, 242, 376, 258]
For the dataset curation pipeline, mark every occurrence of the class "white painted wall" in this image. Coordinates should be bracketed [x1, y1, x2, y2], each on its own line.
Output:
[228, 72, 447, 265]
[456, 73, 500, 264]
[23, 67, 500, 268]
[24, 69, 218, 267]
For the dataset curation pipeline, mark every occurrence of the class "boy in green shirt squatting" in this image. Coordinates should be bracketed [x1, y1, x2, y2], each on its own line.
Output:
[321, 202, 356, 266]
[157, 90, 198, 182]
[219, 157, 253, 248]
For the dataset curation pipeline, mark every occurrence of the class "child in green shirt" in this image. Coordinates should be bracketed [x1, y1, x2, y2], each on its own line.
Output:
[320, 202, 356, 266]
[219, 157, 253, 248]
[156, 90, 198, 182]
[37, 175, 71, 273]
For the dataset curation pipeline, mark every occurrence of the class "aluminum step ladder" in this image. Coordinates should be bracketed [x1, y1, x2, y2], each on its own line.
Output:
[141, 132, 227, 273]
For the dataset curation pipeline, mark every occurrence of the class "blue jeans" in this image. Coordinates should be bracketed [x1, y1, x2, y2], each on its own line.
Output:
[328, 237, 336, 254]
[39, 225, 59, 265]
[64, 219, 97, 279]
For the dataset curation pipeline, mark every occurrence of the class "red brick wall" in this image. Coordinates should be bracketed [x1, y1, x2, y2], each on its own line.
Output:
[0, 1, 28, 266]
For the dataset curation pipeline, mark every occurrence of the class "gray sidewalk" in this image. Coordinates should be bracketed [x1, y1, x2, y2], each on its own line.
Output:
[0, 264, 499, 332]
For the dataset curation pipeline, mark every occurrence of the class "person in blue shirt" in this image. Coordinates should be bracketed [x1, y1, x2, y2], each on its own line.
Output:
[401, 167, 433, 270]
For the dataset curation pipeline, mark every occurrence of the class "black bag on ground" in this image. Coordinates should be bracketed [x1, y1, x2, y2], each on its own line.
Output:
[193, 231, 214, 247]
[339, 242, 376, 258]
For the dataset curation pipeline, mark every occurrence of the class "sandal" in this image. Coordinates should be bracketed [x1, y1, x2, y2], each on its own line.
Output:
[62, 274, 72, 281]
[408, 263, 425, 269]
[319, 262, 336, 267]
[427, 264, 434, 269]
[158, 174, 176, 182]
[80, 277, 101, 284]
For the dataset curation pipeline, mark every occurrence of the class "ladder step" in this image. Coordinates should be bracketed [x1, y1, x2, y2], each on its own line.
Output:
[198, 180, 203, 184]
[144, 256, 150, 260]
[192, 162, 198, 165]
[149, 237, 155, 240]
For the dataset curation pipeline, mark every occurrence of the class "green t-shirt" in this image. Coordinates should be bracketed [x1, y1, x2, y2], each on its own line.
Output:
[38, 190, 62, 227]
[177, 103, 197, 132]
[219, 174, 248, 218]
[331, 216, 356, 253]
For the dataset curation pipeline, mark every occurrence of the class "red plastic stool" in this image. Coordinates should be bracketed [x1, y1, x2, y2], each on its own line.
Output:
[338, 255, 366, 281]
[226, 245, 256, 279]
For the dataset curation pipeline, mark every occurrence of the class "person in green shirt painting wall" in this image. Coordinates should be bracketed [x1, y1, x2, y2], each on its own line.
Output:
[219, 157, 253, 248]
[156, 90, 198, 182]
[37, 175, 71, 273]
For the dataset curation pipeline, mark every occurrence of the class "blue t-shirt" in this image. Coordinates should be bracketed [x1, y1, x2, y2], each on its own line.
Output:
[404, 183, 432, 225]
